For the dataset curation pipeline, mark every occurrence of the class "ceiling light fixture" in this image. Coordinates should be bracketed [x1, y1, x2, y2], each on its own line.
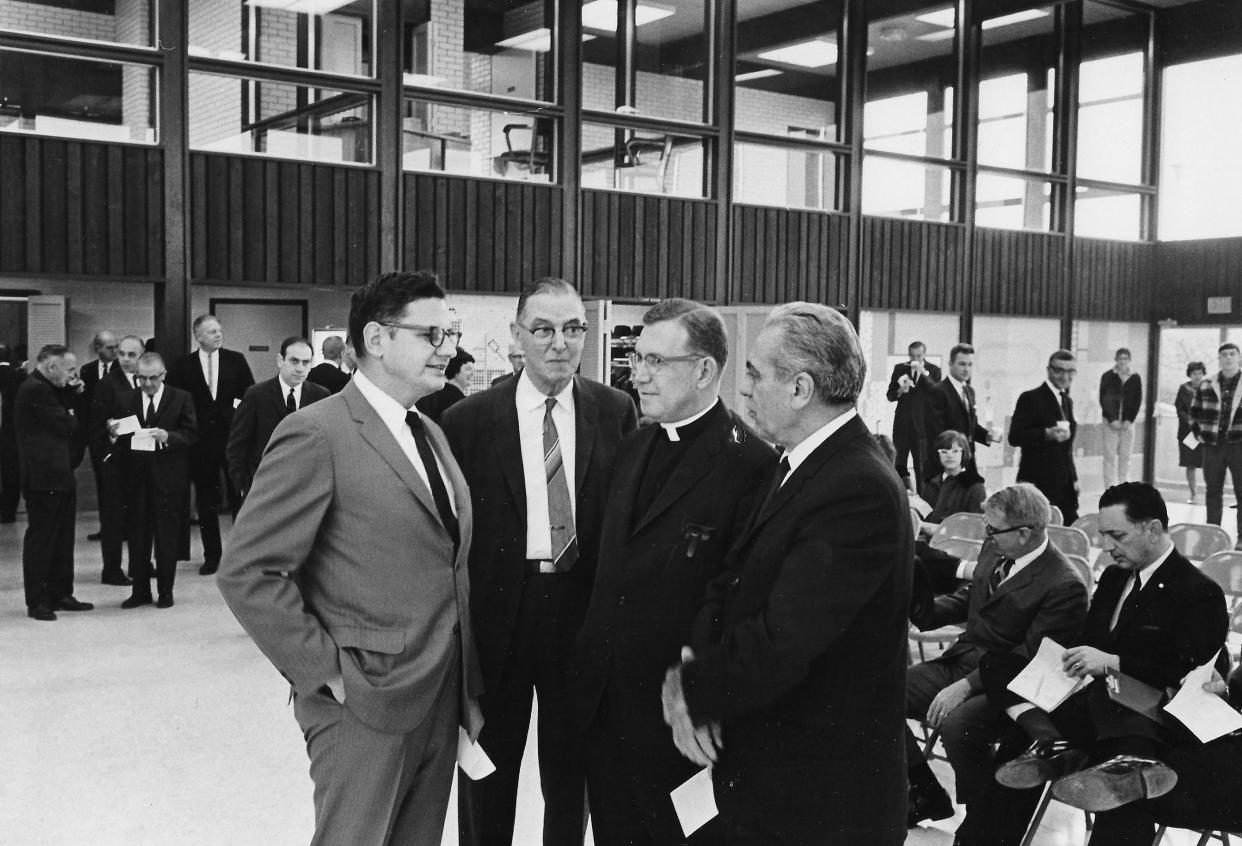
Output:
[581, 1, 675, 32]
[496, 27, 595, 52]
[757, 38, 838, 68]
[916, 29, 957, 42]
[735, 69, 783, 82]
[246, 0, 351, 15]
[982, 9, 1049, 29]
[914, 7, 955, 28]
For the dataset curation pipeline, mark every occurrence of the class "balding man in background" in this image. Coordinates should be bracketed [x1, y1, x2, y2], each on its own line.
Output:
[663, 303, 912, 844]
[91, 334, 146, 586]
[308, 335, 351, 395]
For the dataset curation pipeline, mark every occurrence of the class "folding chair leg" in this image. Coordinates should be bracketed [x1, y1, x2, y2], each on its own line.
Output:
[1018, 783, 1053, 846]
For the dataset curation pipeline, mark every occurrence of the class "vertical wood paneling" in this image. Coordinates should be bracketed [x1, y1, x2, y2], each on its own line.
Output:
[972, 228, 1067, 317]
[401, 173, 564, 292]
[1073, 238, 1154, 321]
[1152, 237, 1242, 322]
[189, 152, 380, 285]
[0, 136, 162, 278]
[731, 205, 847, 308]
[860, 216, 969, 313]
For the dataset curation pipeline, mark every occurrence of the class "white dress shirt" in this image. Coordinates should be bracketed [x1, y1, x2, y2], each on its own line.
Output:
[780, 408, 858, 486]
[516, 370, 577, 559]
[1002, 536, 1049, 585]
[199, 349, 218, 400]
[142, 384, 165, 421]
[1109, 541, 1174, 630]
[947, 374, 971, 409]
[278, 377, 303, 409]
[1044, 380, 1068, 418]
[352, 370, 456, 516]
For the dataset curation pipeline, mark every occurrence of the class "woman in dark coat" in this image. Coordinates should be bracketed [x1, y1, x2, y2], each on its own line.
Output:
[1176, 361, 1206, 503]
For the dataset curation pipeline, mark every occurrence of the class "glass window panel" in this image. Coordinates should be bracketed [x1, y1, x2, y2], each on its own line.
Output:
[189, 0, 375, 77]
[581, 122, 705, 197]
[1069, 320, 1149, 496]
[1153, 326, 1221, 493]
[0, 0, 152, 46]
[733, 141, 839, 211]
[1160, 54, 1242, 241]
[733, 0, 841, 142]
[402, 99, 555, 182]
[400, 0, 553, 100]
[971, 315, 1063, 492]
[978, 7, 1055, 171]
[865, 2, 956, 160]
[1075, 186, 1142, 240]
[0, 48, 156, 143]
[188, 72, 372, 164]
[861, 155, 951, 221]
[1078, 2, 1147, 184]
[976, 171, 1051, 232]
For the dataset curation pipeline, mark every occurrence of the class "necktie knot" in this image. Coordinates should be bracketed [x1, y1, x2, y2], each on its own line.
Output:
[545, 396, 557, 414]
[405, 411, 423, 432]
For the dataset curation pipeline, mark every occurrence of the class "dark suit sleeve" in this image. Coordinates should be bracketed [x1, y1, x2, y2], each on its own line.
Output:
[973, 421, 990, 446]
[227, 387, 258, 492]
[619, 392, 639, 434]
[682, 472, 904, 724]
[920, 581, 971, 629]
[1119, 579, 1228, 689]
[928, 385, 949, 441]
[885, 365, 904, 402]
[236, 353, 256, 393]
[164, 394, 198, 451]
[1008, 390, 1048, 450]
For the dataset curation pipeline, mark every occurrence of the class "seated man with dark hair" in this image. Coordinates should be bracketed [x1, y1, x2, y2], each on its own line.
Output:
[965, 482, 1228, 846]
[906, 483, 1089, 832]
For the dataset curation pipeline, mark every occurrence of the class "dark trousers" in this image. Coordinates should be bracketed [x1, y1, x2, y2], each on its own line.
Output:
[98, 462, 126, 575]
[22, 488, 76, 608]
[585, 688, 724, 846]
[294, 653, 460, 846]
[894, 427, 926, 490]
[0, 434, 20, 517]
[1203, 441, 1242, 537]
[127, 474, 183, 598]
[189, 445, 228, 564]
[905, 658, 1003, 806]
[458, 576, 587, 846]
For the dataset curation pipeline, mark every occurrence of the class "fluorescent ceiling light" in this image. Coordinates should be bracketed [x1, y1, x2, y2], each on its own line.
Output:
[758, 38, 838, 68]
[581, 1, 675, 32]
[914, 7, 955, 28]
[982, 9, 1049, 29]
[916, 29, 957, 42]
[496, 28, 595, 52]
[247, 0, 351, 15]
[735, 69, 783, 82]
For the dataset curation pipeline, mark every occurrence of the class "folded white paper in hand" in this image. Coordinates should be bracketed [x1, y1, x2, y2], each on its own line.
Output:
[113, 415, 141, 436]
[908, 494, 934, 519]
[457, 728, 495, 780]
[1183, 432, 1201, 449]
[671, 767, 718, 836]
[1164, 657, 1242, 743]
[1007, 637, 1092, 712]
[131, 429, 157, 452]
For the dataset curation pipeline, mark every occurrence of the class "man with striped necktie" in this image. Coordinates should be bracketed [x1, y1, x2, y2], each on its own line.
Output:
[444, 278, 638, 846]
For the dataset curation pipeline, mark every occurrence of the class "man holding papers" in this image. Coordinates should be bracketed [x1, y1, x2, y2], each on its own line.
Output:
[906, 483, 1088, 831]
[967, 483, 1226, 846]
[113, 353, 197, 609]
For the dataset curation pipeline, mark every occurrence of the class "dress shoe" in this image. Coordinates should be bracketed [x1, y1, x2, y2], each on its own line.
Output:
[55, 596, 95, 612]
[27, 605, 57, 621]
[907, 778, 955, 827]
[87, 531, 103, 541]
[995, 738, 1088, 790]
[199, 560, 219, 576]
[101, 571, 133, 586]
[1051, 755, 1178, 812]
[156, 593, 174, 608]
[121, 594, 154, 609]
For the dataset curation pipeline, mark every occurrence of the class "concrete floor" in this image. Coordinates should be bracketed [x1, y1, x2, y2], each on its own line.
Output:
[0, 506, 1221, 846]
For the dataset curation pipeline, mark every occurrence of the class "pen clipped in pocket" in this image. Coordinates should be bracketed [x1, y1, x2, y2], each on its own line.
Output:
[682, 522, 716, 558]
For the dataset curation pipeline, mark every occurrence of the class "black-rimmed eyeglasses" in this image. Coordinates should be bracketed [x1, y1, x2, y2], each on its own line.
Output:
[516, 322, 588, 343]
[380, 323, 462, 348]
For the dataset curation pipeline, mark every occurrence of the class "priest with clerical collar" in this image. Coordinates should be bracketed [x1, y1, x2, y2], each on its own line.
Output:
[572, 298, 776, 846]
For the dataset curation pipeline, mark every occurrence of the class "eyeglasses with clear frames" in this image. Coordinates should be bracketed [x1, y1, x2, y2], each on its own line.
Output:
[516, 322, 589, 343]
[1049, 364, 1077, 375]
[937, 447, 963, 455]
[984, 523, 1029, 536]
[627, 352, 707, 374]
[380, 323, 462, 349]
[134, 372, 165, 383]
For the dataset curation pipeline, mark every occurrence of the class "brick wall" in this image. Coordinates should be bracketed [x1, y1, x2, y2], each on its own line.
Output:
[115, 0, 151, 141]
[257, 9, 298, 119]
[188, 1, 243, 151]
[0, 0, 114, 42]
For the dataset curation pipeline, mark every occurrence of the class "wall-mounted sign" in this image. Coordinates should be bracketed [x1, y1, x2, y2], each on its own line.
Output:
[1208, 297, 1233, 315]
[248, 345, 270, 352]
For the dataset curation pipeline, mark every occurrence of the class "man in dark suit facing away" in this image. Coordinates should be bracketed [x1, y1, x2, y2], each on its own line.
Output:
[887, 340, 941, 492]
[443, 278, 638, 846]
[0, 342, 26, 523]
[573, 299, 776, 846]
[307, 334, 351, 395]
[90, 334, 146, 586]
[1009, 349, 1081, 524]
[79, 329, 119, 539]
[662, 303, 913, 845]
[114, 353, 198, 609]
[227, 336, 328, 499]
[167, 314, 254, 575]
[15, 344, 92, 621]
[926, 343, 998, 478]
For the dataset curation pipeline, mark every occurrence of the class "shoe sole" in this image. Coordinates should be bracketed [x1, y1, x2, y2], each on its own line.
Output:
[1051, 761, 1178, 812]
[996, 750, 1088, 790]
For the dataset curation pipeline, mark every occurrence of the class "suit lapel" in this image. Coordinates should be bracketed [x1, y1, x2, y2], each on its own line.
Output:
[574, 376, 598, 498]
[344, 383, 443, 527]
[633, 416, 722, 536]
[490, 380, 527, 524]
[613, 426, 657, 538]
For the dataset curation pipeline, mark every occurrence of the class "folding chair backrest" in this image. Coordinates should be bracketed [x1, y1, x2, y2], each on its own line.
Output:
[1046, 525, 1091, 559]
[1170, 523, 1233, 561]
[1049, 505, 1064, 526]
[930, 512, 986, 551]
[1201, 550, 1242, 609]
[1064, 553, 1093, 591]
[1071, 513, 1100, 547]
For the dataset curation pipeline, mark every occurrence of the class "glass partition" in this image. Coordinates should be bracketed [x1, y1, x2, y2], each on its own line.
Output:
[861, 156, 951, 221]
[402, 99, 555, 181]
[976, 171, 1052, 231]
[1074, 185, 1142, 240]
[581, 121, 705, 197]
[0, 0, 152, 46]
[977, 5, 1056, 172]
[733, 141, 840, 211]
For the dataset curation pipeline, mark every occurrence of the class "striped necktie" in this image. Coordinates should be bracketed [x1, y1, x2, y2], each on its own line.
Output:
[544, 397, 577, 572]
[988, 556, 1014, 597]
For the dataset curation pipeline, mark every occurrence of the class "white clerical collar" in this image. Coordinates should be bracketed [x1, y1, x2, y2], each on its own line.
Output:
[784, 408, 858, 477]
[659, 398, 718, 442]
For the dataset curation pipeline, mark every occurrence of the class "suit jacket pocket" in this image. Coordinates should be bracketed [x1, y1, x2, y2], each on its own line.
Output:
[333, 626, 407, 683]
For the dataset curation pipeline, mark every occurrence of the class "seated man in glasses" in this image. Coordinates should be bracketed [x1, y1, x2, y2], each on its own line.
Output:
[906, 483, 1089, 834]
[442, 277, 638, 846]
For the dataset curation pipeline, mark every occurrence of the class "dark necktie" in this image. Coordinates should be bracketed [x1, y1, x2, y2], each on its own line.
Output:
[543, 398, 578, 572]
[405, 412, 459, 547]
[286, 388, 296, 414]
[1113, 572, 1143, 630]
[145, 397, 155, 427]
[987, 556, 1014, 597]
[762, 457, 791, 511]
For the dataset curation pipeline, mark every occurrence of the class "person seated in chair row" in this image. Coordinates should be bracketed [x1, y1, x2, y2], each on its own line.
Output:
[960, 482, 1227, 846]
[914, 430, 988, 595]
[905, 483, 1089, 833]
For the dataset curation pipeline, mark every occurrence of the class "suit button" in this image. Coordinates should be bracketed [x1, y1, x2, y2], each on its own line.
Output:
[618, 595, 626, 606]
[730, 577, 740, 587]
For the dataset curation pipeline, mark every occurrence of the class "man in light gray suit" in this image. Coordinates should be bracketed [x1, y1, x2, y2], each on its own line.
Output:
[218, 270, 483, 846]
